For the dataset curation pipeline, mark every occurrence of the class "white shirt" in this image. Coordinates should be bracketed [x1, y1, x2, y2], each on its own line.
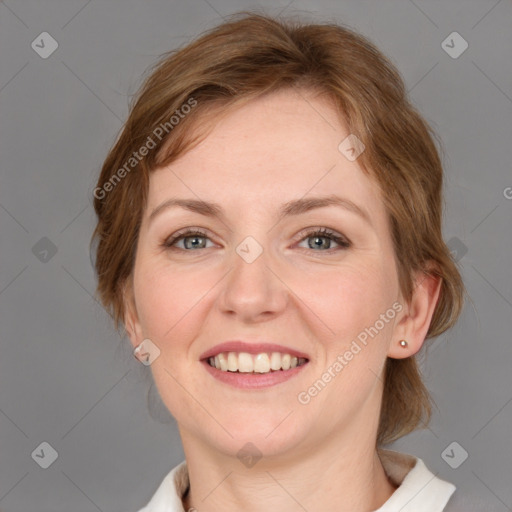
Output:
[136, 449, 456, 512]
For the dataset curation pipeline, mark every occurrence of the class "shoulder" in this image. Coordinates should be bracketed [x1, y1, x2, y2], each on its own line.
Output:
[376, 449, 456, 512]
[135, 460, 188, 512]
[133, 452, 463, 512]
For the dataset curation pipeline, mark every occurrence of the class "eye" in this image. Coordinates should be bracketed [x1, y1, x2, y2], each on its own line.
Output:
[295, 227, 350, 252]
[161, 227, 351, 253]
[162, 229, 214, 251]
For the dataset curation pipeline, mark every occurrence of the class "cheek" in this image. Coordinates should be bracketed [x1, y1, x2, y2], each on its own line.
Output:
[295, 260, 397, 401]
[295, 266, 396, 403]
[132, 261, 219, 419]
[133, 259, 219, 342]
[291, 259, 395, 341]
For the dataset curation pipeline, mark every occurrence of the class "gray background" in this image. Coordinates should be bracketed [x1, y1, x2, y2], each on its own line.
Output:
[1, 1, 511, 511]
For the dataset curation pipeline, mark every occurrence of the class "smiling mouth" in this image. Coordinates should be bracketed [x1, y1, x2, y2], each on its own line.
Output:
[206, 351, 309, 374]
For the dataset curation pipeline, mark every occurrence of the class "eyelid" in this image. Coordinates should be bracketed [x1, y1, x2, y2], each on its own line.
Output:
[294, 226, 350, 243]
[162, 226, 351, 251]
[162, 227, 212, 248]
[293, 227, 351, 251]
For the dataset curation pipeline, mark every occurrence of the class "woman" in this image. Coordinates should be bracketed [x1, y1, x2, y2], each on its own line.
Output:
[91, 11, 465, 512]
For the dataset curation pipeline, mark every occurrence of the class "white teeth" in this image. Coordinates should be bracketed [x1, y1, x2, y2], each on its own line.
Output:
[238, 352, 254, 373]
[227, 352, 238, 372]
[218, 353, 228, 371]
[270, 352, 281, 370]
[207, 351, 307, 373]
[253, 353, 270, 373]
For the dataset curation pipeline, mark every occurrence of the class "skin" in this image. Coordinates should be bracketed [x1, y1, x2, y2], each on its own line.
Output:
[123, 88, 441, 512]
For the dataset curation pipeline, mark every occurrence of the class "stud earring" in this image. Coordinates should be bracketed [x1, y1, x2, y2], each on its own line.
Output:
[399, 340, 408, 348]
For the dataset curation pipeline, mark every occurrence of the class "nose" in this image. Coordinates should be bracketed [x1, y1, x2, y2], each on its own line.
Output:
[217, 240, 288, 322]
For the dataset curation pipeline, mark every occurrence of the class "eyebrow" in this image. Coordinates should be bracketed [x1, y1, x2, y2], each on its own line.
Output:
[148, 194, 372, 226]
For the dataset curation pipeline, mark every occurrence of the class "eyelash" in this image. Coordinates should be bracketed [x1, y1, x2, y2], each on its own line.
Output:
[161, 227, 351, 253]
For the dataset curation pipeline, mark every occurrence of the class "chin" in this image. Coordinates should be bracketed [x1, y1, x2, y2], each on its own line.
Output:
[202, 412, 314, 461]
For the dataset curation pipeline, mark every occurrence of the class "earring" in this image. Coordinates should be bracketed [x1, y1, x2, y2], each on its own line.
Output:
[134, 340, 150, 365]
[399, 340, 408, 348]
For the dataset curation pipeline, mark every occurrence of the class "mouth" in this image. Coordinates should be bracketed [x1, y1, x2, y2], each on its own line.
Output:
[205, 351, 309, 374]
[199, 341, 310, 388]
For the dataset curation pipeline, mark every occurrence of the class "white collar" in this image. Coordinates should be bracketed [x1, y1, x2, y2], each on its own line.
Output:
[374, 449, 456, 511]
[136, 449, 456, 512]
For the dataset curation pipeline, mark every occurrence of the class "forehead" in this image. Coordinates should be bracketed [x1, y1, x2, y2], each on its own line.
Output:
[145, 88, 385, 225]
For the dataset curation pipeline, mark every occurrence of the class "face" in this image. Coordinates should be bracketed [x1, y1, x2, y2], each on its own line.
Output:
[125, 88, 405, 461]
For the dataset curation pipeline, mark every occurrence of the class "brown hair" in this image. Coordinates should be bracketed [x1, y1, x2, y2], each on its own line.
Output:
[90, 10, 465, 445]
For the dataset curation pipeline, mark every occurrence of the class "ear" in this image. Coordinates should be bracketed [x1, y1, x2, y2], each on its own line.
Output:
[122, 277, 144, 349]
[388, 264, 442, 359]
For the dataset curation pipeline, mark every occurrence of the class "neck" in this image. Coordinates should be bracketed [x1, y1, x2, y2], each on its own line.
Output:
[179, 426, 397, 512]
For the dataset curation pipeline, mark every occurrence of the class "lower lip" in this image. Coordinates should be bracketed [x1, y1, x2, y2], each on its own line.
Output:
[201, 360, 308, 389]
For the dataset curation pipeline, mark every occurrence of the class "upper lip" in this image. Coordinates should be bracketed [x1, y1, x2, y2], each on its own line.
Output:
[199, 341, 310, 361]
